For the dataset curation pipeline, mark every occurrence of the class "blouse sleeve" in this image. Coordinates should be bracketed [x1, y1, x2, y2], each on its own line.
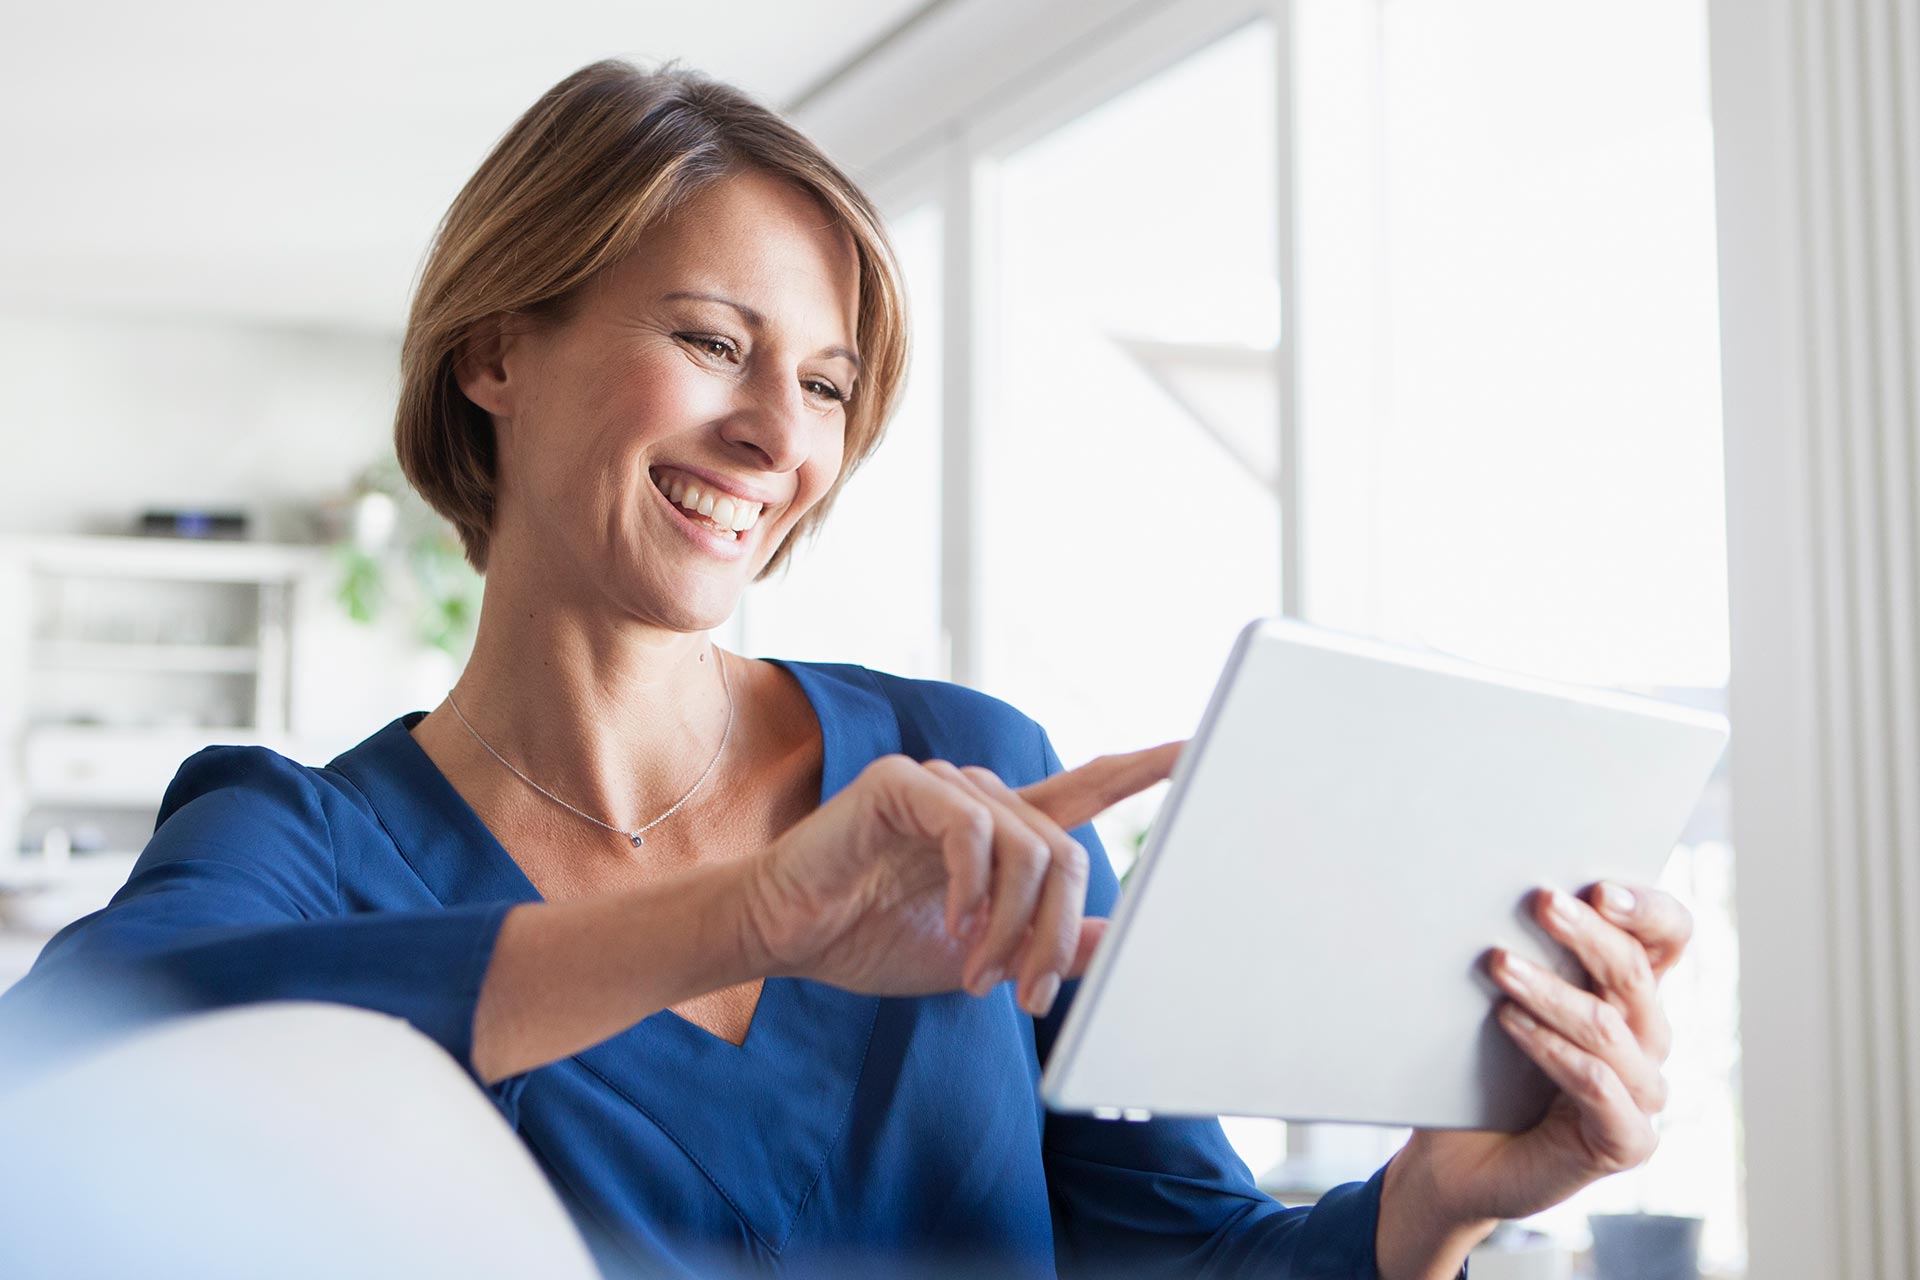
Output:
[1030, 726, 1403, 1280]
[0, 746, 515, 1099]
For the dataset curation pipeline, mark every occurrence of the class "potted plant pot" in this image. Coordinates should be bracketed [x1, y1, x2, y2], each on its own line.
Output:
[1587, 1212, 1703, 1280]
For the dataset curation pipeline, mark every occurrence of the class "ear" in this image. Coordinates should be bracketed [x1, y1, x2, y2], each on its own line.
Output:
[453, 315, 516, 419]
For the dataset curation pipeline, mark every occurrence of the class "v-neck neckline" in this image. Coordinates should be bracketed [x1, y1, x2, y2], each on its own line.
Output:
[328, 657, 905, 1255]
[349, 656, 868, 1050]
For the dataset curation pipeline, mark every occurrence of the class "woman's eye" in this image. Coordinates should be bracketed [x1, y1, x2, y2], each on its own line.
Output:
[804, 378, 847, 403]
[680, 333, 738, 361]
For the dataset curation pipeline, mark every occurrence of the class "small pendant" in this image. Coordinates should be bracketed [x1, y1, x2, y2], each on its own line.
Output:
[630, 833, 645, 848]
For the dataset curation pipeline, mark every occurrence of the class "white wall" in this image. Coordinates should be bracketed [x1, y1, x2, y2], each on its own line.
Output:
[0, 310, 400, 541]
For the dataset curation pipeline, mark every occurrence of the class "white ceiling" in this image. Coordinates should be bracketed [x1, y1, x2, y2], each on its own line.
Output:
[0, 1, 932, 332]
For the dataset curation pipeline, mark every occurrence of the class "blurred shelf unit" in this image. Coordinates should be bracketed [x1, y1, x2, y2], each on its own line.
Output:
[0, 534, 328, 895]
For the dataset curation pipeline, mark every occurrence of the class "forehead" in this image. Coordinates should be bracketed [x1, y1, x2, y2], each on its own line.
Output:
[610, 170, 860, 330]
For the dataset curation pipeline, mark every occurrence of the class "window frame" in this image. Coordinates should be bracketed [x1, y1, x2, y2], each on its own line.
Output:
[841, 0, 1302, 686]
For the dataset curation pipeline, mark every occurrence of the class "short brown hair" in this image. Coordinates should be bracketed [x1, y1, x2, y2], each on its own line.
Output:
[395, 59, 910, 578]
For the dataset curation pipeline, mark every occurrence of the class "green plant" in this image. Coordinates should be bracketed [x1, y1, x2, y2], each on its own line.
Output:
[329, 459, 482, 658]
[336, 545, 385, 624]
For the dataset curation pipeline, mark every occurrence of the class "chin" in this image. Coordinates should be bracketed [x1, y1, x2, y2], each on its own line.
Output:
[626, 570, 745, 635]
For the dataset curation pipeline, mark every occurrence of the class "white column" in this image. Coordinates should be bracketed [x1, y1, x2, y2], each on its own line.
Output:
[1712, 2, 1920, 1277]
[941, 134, 989, 688]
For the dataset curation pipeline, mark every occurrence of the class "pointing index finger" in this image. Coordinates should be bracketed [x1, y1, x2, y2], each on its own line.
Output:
[1017, 741, 1184, 832]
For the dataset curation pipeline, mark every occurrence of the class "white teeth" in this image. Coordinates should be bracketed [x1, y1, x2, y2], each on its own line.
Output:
[655, 470, 765, 537]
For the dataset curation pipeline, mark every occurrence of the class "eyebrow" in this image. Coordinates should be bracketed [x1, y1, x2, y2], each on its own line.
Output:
[662, 290, 864, 377]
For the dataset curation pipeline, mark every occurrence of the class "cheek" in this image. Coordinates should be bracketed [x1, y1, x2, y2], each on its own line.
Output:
[600, 346, 709, 432]
[566, 348, 717, 475]
[800, 429, 849, 507]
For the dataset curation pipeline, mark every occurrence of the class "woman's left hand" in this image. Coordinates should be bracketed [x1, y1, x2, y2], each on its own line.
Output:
[1375, 882, 1694, 1277]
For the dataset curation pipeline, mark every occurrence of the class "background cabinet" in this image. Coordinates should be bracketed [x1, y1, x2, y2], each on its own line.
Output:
[0, 534, 326, 960]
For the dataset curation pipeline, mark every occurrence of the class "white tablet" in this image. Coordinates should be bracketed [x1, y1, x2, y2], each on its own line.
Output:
[1039, 618, 1728, 1132]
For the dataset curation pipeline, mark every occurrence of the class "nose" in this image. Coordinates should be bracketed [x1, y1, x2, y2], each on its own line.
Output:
[717, 364, 814, 474]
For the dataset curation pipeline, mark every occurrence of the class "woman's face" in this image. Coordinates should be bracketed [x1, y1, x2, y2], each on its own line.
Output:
[468, 168, 863, 632]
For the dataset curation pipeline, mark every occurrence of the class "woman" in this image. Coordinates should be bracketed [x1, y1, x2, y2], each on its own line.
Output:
[0, 60, 1691, 1279]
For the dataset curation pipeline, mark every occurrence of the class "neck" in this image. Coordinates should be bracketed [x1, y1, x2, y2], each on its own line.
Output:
[441, 580, 735, 834]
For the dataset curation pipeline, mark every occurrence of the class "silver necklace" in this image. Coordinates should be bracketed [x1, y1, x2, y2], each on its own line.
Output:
[443, 646, 734, 848]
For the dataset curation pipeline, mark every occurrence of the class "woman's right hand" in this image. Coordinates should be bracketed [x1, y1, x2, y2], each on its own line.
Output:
[741, 743, 1182, 1017]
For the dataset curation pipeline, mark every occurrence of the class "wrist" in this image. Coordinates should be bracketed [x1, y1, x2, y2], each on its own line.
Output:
[730, 848, 796, 978]
[1375, 1134, 1499, 1280]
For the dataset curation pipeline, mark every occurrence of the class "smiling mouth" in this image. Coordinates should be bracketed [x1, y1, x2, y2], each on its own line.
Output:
[649, 469, 766, 542]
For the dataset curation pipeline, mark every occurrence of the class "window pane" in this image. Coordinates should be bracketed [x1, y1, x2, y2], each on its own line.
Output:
[985, 17, 1282, 790]
[1376, 0, 1727, 690]
[741, 202, 944, 678]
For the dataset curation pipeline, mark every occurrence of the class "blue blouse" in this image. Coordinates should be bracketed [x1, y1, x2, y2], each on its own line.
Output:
[0, 660, 1389, 1278]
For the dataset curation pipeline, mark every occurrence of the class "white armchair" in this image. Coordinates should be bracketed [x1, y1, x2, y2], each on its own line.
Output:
[0, 1001, 600, 1279]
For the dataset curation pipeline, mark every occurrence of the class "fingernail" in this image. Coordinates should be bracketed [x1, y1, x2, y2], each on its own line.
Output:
[1599, 883, 1636, 917]
[1024, 972, 1061, 1016]
[1501, 1004, 1538, 1033]
[1499, 951, 1539, 988]
[970, 966, 1005, 997]
[1546, 889, 1578, 924]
